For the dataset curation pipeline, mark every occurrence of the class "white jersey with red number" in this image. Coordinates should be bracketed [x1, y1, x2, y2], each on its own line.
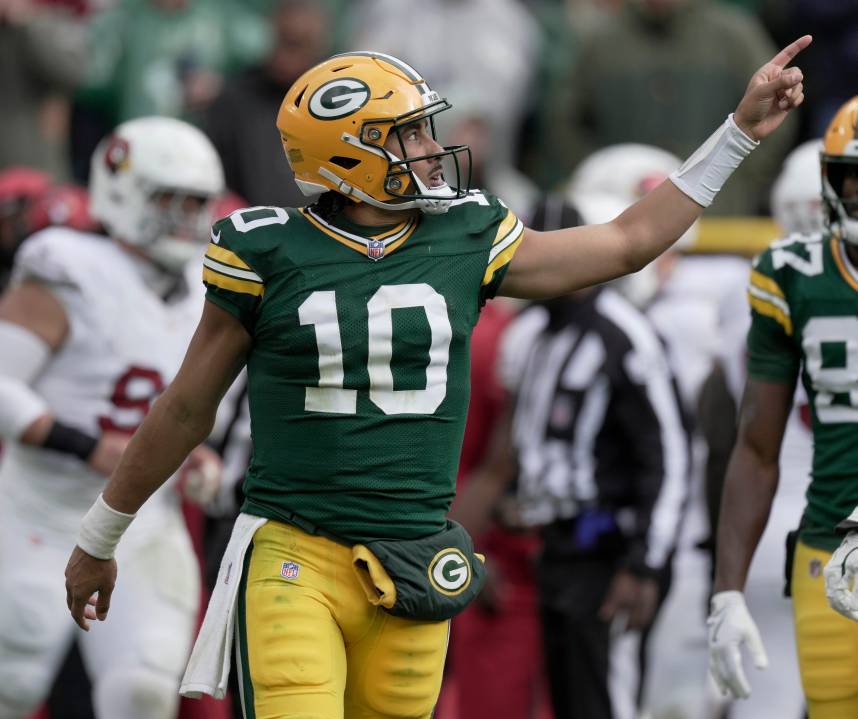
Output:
[0, 227, 204, 533]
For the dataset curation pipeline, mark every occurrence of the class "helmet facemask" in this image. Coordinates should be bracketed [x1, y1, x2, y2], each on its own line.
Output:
[318, 100, 471, 216]
[376, 105, 471, 215]
[137, 190, 214, 273]
[822, 157, 858, 245]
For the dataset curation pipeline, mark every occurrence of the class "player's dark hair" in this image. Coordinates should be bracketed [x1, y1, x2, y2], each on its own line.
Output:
[310, 191, 355, 222]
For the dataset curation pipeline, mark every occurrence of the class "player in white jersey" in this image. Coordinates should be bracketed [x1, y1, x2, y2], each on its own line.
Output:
[0, 117, 225, 719]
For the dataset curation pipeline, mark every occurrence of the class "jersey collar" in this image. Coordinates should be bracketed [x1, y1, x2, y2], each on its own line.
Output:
[301, 207, 418, 261]
[831, 237, 858, 292]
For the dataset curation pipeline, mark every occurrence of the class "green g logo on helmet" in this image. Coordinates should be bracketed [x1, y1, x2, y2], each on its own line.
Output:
[428, 548, 471, 596]
[308, 78, 371, 120]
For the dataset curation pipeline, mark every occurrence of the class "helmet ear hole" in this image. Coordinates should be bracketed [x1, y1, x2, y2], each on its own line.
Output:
[294, 85, 308, 108]
[330, 156, 360, 170]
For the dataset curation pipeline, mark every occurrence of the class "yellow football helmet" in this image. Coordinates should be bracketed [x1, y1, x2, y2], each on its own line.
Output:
[276, 51, 470, 215]
[822, 96, 858, 244]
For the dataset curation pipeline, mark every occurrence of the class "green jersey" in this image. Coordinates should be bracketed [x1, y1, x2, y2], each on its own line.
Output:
[202, 191, 523, 543]
[747, 231, 858, 551]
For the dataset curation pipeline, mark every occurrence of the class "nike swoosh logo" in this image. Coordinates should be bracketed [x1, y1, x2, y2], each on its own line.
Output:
[211, 229, 221, 244]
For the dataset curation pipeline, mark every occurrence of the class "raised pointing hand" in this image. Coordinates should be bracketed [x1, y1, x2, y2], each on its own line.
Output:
[733, 35, 812, 141]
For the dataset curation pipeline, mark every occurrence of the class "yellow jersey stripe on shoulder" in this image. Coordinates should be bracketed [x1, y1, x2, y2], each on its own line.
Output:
[748, 291, 792, 335]
[749, 269, 785, 299]
[203, 266, 264, 297]
[483, 231, 523, 286]
[203, 256, 263, 283]
[488, 217, 524, 266]
[492, 210, 519, 247]
[206, 242, 252, 271]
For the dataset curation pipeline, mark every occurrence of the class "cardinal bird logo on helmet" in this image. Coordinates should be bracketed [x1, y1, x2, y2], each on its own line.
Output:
[104, 136, 130, 175]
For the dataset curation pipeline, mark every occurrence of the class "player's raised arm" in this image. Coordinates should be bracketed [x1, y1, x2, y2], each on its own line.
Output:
[64, 301, 250, 630]
[500, 35, 811, 300]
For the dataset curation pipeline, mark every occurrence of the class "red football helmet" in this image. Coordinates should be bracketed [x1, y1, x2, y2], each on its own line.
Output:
[28, 183, 100, 234]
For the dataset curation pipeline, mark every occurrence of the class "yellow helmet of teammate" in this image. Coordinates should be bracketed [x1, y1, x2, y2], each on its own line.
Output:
[822, 95, 858, 244]
[276, 51, 470, 215]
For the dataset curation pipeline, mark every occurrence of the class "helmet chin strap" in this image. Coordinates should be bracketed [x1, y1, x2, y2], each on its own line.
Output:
[408, 173, 454, 215]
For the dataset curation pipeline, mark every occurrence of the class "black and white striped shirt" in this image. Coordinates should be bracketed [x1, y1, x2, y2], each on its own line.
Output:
[500, 287, 689, 573]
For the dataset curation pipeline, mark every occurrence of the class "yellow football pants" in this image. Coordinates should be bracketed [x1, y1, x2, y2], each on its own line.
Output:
[236, 520, 450, 719]
[792, 540, 858, 718]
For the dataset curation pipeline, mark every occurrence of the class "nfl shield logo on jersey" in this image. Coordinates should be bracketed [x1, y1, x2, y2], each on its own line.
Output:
[281, 561, 300, 580]
[367, 240, 385, 261]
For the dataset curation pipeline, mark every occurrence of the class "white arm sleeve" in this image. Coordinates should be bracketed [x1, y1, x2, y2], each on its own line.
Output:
[0, 320, 52, 439]
[669, 114, 759, 208]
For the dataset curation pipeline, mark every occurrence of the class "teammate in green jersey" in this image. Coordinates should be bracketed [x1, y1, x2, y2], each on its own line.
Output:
[708, 95, 858, 719]
[65, 43, 809, 718]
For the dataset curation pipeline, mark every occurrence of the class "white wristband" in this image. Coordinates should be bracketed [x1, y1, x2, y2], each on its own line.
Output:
[669, 114, 758, 208]
[76, 493, 136, 560]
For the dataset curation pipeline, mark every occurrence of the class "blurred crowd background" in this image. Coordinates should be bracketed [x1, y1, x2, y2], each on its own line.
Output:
[3, 1, 854, 718]
[4, 0, 855, 215]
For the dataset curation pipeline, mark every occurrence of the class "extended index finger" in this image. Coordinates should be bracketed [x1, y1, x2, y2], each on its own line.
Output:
[771, 35, 812, 69]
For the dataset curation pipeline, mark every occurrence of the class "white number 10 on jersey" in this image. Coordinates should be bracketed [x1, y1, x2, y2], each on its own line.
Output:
[299, 284, 453, 415]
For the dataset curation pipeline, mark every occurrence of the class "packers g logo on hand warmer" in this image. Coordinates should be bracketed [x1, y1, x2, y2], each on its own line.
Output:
[428, 548, 471, 596]
[308, 78, 371, 120]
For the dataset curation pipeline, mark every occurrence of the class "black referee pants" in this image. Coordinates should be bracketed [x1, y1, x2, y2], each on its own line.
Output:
[538, 556, 647, 719]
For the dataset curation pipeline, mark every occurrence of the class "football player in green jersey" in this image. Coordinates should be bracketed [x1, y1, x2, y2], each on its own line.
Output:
[708, 95, 858, 719]
[65, 42, 809, 719]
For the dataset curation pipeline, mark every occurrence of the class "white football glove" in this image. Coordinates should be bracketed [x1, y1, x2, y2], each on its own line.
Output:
[824, 530, 858, 621]
[177, 455, 223, 507]
[707, 590, 768, 699]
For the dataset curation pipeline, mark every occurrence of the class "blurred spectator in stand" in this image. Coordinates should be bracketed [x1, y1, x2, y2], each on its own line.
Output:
[545, 0, 795, 215]
[793, 2, 858, 139]
[520, 0, 632, 190]
[349, 0, 541, 189]
[0, 0, 88, 179]
[203, 0, 331, 208]
[71, 0, 268, 181]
